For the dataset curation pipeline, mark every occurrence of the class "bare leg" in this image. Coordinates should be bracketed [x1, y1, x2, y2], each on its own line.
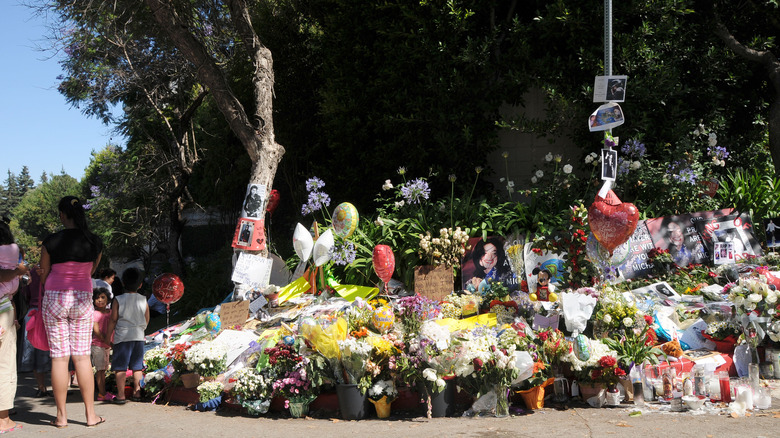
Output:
[0, 410, 17, 432]
[34, 371, 48, 392]
[115, 370, 128, 401]
[72, 355, 100, 425]
[50, 357, 70, 426]
[132, 370, 143, 398]
[96, 370, 106, 397]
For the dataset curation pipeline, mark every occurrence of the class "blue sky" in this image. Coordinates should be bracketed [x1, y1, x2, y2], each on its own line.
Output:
[0, 2, 118, 184]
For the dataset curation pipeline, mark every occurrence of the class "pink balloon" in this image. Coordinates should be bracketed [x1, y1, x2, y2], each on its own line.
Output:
[372, 245, 395, 285]
[153, 273, 185, 305]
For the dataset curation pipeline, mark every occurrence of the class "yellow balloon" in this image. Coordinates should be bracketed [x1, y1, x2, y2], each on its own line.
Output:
[549, 292, 558, 302]
[529, 293, 538, 301]
[372, 306, 395, 333]
[332, 202, 359, 238]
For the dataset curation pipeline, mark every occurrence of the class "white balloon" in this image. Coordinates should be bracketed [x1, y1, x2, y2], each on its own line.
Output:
[312, 229, 335, 266]
[293, 223, 314, 262]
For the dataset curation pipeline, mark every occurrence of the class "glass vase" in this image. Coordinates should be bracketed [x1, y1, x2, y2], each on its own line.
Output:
[494, 384, 509, 418]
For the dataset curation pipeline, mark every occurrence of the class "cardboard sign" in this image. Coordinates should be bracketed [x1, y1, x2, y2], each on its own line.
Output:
[232, 218, 266, 250]
[414, 264, 453, 301]
[532, 314, 560, 331]
[219, 300, 251, 330]
[231, 252, 273, 288]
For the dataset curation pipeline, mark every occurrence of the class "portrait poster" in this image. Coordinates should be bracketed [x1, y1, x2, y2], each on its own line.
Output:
[645, 209, 733, 268]
[241, 183, 266, 219]
[588, 102, 625, 132]
[461, 236, 518, 293]
[231, 218, 266, 251]
[593, 75, 628, 102]
[764, 217, 780, 248]
[713, 242, 734, 265]
[695, 212, 763, 263]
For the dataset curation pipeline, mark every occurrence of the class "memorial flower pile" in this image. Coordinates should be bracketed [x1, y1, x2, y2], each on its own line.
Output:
[197, 380, 224, 403]
[184, 341, 229, 377]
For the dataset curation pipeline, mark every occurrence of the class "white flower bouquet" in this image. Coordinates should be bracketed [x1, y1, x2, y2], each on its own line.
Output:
[338, 338, 372, 385]
[367, 379, 398, 401]
[232, 368, 269, 400]
[143, 346, 169, 371]
[184, 341, 229, 377]
[197, 380, 224, 403]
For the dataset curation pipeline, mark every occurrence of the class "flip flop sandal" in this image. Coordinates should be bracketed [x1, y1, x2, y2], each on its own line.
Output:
[86, 417, 106, 428]
[113, 398, 127, 405]
[0, 424, 23, 434]
[49, 420, 67, 429]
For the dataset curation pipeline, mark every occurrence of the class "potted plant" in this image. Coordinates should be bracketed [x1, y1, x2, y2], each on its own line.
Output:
[589, 355, 625, 406]
[231, 368, 271, 416]
[415, 227, 469, 301]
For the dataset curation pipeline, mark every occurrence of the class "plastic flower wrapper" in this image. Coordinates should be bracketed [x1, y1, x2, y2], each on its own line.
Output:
[560, 291, 597, 334]
[184, 341, 229, 377]
[338, 338, 373, 388]
[298, 316, 347, 362]
[197, 380, 224, 403]
[560, 338, 617, 382]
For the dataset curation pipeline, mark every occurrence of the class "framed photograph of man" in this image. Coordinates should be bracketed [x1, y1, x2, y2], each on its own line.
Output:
[593, 75, 628, 102]
[232, 218, 266, 250]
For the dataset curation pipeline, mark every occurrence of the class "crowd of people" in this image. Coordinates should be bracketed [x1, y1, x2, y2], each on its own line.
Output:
[0, 196, 150, 433]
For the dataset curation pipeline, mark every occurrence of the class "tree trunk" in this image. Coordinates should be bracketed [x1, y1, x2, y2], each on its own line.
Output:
[145, 0, 286, 257]
[712, 19, 780, 173]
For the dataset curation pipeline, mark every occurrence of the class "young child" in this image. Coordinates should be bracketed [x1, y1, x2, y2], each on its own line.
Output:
[91, 287, 114, 401]
[107, 268, 149, 404]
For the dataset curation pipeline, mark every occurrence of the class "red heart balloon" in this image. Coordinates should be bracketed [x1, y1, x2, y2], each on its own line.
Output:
[588, 190, 639, 255]
[372, 244, 395, 284]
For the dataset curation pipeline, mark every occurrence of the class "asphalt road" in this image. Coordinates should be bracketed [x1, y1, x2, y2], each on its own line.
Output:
[8, 373, 780, 438]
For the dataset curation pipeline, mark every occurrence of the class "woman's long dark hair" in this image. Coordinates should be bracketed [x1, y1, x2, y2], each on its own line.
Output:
[0, 220, 15, 246]
[58, 196, 96, 247]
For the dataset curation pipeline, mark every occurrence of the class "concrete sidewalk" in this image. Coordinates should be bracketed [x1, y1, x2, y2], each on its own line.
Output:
[8, 373, 780, 438]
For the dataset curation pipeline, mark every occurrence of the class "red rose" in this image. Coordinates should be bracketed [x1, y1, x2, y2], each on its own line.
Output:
[615, 368, 626, 377]
[473, 358, 484, 371]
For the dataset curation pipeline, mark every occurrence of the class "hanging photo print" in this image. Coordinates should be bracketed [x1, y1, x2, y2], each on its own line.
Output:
[593, 75, 628, 102]
[241, 183, 266, 219]
[601, 148, 618, 181]
[695, 212, 763, 263]
[588, 102, 625, 132]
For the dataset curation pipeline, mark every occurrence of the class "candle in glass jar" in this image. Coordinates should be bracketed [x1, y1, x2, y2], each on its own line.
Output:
[719, 372, 732, 403]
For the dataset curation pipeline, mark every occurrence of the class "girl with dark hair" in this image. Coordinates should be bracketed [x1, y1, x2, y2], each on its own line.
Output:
[40, 196, 105, 428]
[0, 220, 28, 433]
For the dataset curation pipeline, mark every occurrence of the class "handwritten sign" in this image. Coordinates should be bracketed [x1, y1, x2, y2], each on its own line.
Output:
[231, 253, 272, 288]
[219, 300, 251, 331]
[414, 264, 453, 301]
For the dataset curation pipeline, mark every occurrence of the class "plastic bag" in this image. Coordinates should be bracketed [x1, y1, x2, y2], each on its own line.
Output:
[511, 351, 535, 384]
[561, 292, 597, 334]
[26, 308, 49, 351]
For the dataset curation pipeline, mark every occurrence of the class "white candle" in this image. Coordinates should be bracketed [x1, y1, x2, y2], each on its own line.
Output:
[736, 386, 753, 410]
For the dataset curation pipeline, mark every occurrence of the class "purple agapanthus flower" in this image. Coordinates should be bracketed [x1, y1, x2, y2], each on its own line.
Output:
[305, 177, 325, 192]
[621, 139, 646, 158]
[300, 190, 331, 215]
[330, 241, 357, 266]
[617, 158, 631, 176]
[707, 145, 729, 161]
[675, 167, 698, 185]
[400, 178, 430, 204]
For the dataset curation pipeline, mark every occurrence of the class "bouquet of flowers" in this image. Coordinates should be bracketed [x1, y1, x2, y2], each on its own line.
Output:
[167, 341, 197, 374]
[727, 277, 779, 318]
[648, 247, 675, 275]
[703, 319, 741, 341]
[197, 380, 224, 403]
[395, 295, 441, 340]
[232, 368, 269, 401]
[418, 227, 470, 268]
[441, 292, 481, 319]
[143, 369, 168, 396]
[452, 325, 521, 396]
[536, 328, 571, 365]
[365, 333, 403, 387]
[143, 347, 169, 371]
[184, 341, 229, 377]
[368, 379, 398, 402]
[592, 288, 639, 336]
[590, 355, 626, 387]
[337, 338, 373, 390]
[560, 338, 617, 383]
[271, 361, 315, 407]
